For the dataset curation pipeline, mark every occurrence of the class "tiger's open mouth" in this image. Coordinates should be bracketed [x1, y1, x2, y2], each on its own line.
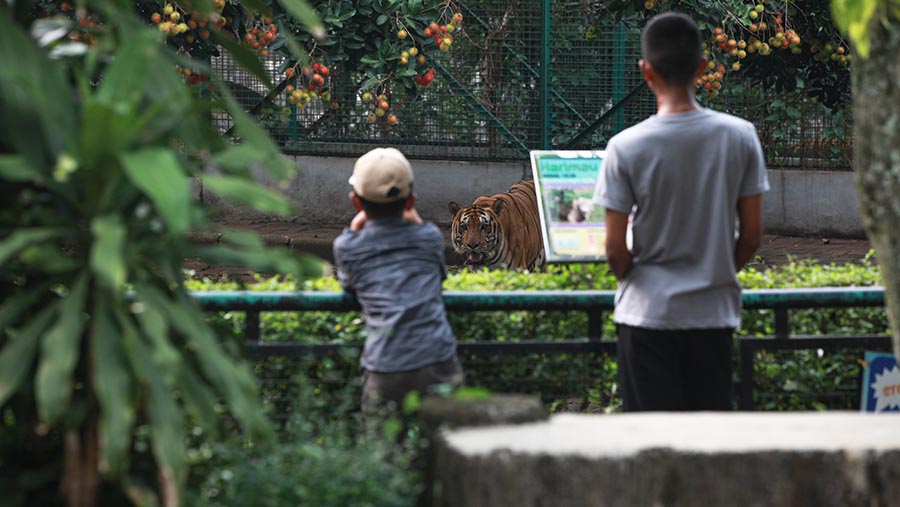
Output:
[465, 252, 485, 265]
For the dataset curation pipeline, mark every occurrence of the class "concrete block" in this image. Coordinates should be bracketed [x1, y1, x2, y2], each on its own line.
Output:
[433, 413, 900, 507]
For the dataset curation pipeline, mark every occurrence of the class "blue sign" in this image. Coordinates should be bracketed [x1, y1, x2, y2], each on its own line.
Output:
[861, 351, 900, 412]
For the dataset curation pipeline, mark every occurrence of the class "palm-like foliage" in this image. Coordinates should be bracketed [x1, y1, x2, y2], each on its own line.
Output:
[0, 1, 320, 505]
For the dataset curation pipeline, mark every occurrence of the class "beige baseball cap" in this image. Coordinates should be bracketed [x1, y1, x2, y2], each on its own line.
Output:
[349, 147, 414, 203]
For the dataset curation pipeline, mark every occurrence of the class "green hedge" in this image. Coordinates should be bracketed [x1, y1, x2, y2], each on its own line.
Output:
[186, 257, 888, 413]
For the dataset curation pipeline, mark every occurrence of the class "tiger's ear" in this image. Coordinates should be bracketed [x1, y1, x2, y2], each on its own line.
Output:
[448, 202, 461, 216]
[491, 198, 505, 215]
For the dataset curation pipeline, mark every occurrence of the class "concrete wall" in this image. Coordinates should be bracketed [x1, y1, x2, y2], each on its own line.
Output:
[763, 169, 865, 238]
[203, 156, 866, 238]
[202, 155, 529, 226]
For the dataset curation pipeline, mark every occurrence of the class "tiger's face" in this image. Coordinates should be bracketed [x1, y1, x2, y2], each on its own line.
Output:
[448, 202, 502, 267]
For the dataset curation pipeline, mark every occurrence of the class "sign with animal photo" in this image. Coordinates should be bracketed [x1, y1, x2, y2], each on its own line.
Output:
[530, 150, 607, 263]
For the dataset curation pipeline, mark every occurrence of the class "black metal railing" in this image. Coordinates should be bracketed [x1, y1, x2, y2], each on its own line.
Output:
[193, 287, 892, 410]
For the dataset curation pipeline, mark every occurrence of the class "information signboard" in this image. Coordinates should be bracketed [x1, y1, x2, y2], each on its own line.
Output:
[861, 351, 900, 412]
[530, 150, 607, 263]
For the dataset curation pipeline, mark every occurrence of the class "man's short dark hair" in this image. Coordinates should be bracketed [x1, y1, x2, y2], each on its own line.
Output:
[357, 194, 409, 219]
[641, 12, 703, 87]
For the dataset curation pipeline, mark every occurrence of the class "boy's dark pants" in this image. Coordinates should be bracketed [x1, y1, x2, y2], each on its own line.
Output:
[361, 357, 463, 413]
[616, 324, 734, 412]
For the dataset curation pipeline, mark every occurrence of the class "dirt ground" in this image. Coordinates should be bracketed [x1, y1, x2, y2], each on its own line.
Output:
[184, 221, 874, 279]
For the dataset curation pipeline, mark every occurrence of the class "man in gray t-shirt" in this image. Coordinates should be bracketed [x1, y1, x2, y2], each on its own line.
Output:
[333, 148, 462, 414]
[593, 13, 769, 411]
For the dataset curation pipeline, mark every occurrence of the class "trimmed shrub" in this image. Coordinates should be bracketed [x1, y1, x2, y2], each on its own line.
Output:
[186, 256, 887, 413]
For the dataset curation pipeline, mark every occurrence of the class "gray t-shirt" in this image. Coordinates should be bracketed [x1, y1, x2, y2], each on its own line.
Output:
[594, 108, 770, 329]
[333, 218, 457, 372]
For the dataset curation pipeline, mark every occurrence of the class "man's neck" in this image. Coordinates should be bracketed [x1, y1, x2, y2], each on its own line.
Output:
[654, 87, 701, 116]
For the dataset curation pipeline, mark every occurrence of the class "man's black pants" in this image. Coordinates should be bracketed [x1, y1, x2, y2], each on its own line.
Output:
[616, 324, 734, 412]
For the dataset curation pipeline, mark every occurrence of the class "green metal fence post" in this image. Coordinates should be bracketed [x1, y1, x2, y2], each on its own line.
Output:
[612, 26, 626, 133]
[540, 0, 552, 149]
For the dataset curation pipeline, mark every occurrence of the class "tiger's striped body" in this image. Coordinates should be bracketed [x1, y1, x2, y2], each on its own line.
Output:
[448, 179, 545, 270]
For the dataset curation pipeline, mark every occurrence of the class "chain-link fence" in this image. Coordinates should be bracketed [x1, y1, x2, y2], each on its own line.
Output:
[210, 0, 852, 168]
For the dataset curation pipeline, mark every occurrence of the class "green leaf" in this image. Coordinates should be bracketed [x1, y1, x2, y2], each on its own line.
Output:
[220, 228, 267, 249]
[277, 0, 326, 39]
[95, 29, 162, 107]
[0, 304, 57, 408]
[216, 93, 295, 181]
[402, 390, 420, 413]
[36, 273, 88, 424]
[0, 283, 51, 333]
[91, 296, 135, 475]
[831, 0, 876, 59]
[277, 22, 310, 65]
[189, 242, 320, 277]
[359, 76, 381, 91]
[139, 286, 273, 442]
[203, 174, 293, 215]
[120, 148, 191, 235]
[18, 244, 80, 274]
[134, 53, 208, 151]
[211, 29, 273, 89]
[381, 416, 403, 441]
[115, 305, 186, 484]
[0, 11, 76, 169]
[0, 228, 66, 266]
[176, 366, 221, 438]
[90, 215, 127, 290]
[211, 144, 271, 175]
[79, 100, 140, 168]
[0, 155, 38, 182]
[376, 14, 389, 25]
[234, 0, 272, 18]
[133, 297, 180, 387]
[454, 386, 493, 400]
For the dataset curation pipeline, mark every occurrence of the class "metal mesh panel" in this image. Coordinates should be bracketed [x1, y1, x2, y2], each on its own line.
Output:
[703, 85, 853, 168]
[748, 348, 865, 410]
[207, 0, 852, 166]
[201, 306, 879, 416]
[549, 7, 655, 150]
[251, 350, 619, 416]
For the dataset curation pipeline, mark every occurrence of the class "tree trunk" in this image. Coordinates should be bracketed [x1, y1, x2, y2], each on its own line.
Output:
[852, 19, 900, 357]
[62, 417, 100, 507]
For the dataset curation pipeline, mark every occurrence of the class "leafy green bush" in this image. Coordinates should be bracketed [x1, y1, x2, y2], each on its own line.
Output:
[185, 382, 422, 507]
[1, 1, 322, 503]
[187, 257, 887, 413]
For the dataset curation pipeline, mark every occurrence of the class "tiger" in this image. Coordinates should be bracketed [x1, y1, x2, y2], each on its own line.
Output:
[448, 179, 546, 270]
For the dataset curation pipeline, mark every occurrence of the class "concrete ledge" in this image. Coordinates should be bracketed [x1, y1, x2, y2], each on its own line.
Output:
[420, 394, 548, 432]
[433, 413, 900, 507]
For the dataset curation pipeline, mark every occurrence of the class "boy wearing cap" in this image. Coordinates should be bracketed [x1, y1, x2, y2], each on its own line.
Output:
[593, 13, 769, 411]
[333, 147, 462, 414]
